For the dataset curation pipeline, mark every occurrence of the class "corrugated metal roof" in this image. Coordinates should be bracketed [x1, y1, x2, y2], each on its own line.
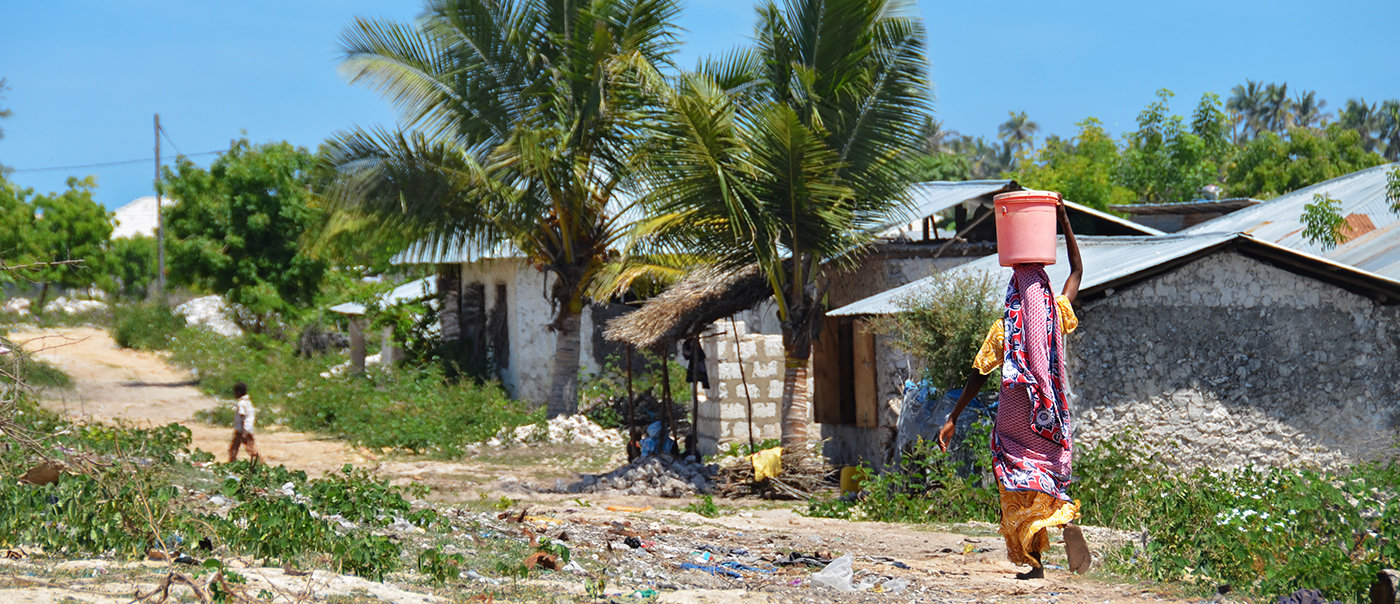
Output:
[874, 179, 1013, 236]
[829, 234, 1231, 316]
[329, 277, 437, 316]
[391, 240, 520, 265]
[1063, 201, 1166, 236]
[1181, 164, 1399, 278]
[1111, 198, 1262, 215]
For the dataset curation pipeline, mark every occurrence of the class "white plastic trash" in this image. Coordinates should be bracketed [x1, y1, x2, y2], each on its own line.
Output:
[810, 553, 857, 592]
[882, 577, 909, 594]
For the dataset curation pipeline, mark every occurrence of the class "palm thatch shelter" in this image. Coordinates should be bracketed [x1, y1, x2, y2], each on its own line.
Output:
[603, 264, 773, 351]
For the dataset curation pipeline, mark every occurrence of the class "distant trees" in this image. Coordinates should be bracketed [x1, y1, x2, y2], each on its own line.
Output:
[162, 140, 326, 329]
[1226, 124, 1383, 199]
[0, 175, 112, 307]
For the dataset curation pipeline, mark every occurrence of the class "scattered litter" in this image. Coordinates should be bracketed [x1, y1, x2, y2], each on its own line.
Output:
[523, 552, 559, 571]
[679, 562, 741, 578]
[881, 577, 909, 594]
[623, 536, 643, 549]
[810, 553, 867, 593]
[606, 505, 653, 513]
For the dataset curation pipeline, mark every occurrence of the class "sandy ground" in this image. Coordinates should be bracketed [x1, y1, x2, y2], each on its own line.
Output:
[11, 327, 372, 476]
[3, 326, 1187, 604]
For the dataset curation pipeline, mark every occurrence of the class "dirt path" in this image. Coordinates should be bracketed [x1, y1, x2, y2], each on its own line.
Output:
[6, 326, 1184, 603]
[11, 327, 371, 476]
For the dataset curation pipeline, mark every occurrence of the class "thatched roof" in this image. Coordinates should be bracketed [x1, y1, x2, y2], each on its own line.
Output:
[604, 264, 774, 350]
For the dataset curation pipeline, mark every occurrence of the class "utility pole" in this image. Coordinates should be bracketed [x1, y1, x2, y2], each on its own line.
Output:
[154, 114, 166, 300]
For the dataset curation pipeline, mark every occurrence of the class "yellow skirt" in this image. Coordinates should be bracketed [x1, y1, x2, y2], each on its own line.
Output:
[999, 485, 1079, 567]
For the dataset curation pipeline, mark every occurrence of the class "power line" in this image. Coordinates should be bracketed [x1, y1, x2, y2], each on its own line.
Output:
[159, 125, 186, 157]
[8, 149, 224, 174]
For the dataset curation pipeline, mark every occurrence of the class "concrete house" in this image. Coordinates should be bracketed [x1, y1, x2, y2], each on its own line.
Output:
[602, 180, 1160, 457]
[829, 164, 1400, 469]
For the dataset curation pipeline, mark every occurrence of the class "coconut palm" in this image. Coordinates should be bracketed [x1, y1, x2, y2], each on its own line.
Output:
[1260, 82, 1293, 133]
[634, 0, 929, 448]
[319, 0, 682, 416]
[1339, 98, 1382, 153]
[1292, 90, 1331, 129]
[998, 111, 1039, 157]
[1227, 79, 1265, 142]
[1377, 101, 1400, 163]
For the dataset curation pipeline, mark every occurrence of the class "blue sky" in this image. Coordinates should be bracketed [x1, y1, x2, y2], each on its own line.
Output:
[2, 0, 1397, 210]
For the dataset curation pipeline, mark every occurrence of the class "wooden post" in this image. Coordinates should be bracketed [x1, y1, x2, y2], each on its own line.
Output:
[154, 114, 166, 300]
[625, 345, 635, 432]
[687, 337, 700, 462]
[349, 317, 366, 373]
[661, 350, 675, 456]
[730, 317, 755, 452]
[921, 216, 930, 241]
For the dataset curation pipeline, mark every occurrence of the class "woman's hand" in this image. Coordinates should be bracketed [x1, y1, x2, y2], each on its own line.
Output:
[937, 419, 957, 452]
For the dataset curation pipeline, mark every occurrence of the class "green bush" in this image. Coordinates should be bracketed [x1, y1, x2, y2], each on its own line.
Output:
[807, 423, 998, 524]
[868, 270, 1003, 389]
[169, 328, 539, 457]
[112, 302, 187, 350]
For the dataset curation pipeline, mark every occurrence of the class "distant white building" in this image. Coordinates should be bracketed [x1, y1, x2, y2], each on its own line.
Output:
[110, 195, 171, 239]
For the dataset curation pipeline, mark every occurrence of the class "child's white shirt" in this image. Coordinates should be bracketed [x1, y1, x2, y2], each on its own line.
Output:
[234, 395, 256, 433]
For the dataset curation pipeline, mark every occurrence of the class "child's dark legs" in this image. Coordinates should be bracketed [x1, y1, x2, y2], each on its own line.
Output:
[229, 432, 242, 462]
[244, 434, 260, 462]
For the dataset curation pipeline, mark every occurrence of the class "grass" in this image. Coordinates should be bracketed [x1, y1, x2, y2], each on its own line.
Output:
[167, 328, 541, 458]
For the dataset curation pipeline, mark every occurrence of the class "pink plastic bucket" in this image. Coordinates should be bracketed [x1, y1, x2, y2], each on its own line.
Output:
[993, 190, 1060, 267]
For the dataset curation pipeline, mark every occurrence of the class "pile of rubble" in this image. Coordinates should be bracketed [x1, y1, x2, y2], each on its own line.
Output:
[486, 415, 624, 448]
[174, 295, 242, 337]
[549, 455, 717, 498]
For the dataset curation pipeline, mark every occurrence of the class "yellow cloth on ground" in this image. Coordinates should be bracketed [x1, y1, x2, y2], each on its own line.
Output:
[750, 447, 783, 481]
[973, 295, 1079, 375]
[998, 485, 1079, 567]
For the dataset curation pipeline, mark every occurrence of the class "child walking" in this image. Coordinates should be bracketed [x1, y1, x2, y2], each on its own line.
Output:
[939, 197, 1091, 578]
[229, 382, 260, 463]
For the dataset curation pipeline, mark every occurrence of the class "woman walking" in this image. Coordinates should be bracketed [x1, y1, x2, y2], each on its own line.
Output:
[938, 198, 1090, 578]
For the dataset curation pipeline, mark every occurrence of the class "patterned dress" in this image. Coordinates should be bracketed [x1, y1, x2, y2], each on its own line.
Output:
[972, 265, 1079, 567]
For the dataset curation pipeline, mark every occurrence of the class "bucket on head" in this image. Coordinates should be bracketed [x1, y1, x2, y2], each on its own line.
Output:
[993, 190, 1060, 267]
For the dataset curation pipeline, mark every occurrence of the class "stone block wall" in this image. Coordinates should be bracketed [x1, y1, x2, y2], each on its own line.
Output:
[1070, 250, 1400, 469]
[695, 320, 793, 456]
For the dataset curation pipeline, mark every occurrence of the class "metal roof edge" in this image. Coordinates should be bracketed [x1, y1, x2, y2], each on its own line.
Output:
[1063, 200, 1167, 236]
[1233, 236, 1400, 304]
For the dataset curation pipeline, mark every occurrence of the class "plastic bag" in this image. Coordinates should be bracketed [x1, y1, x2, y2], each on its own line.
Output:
[882, 577, 908, 594]
[810, 553, 860, 592]
[750, 447, 783, 481]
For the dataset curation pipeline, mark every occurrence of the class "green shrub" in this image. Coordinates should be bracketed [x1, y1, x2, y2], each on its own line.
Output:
[868, 270, 1003, 389]
[168, 328, 538, 457]
[112, 302, 186, 350]
[807, 423, 998, 523]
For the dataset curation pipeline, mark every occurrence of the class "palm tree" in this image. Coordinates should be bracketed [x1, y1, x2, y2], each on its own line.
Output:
[1339, 98, 1382, 153]
[997, 111, 1039, 157]
[1261, 82, 1293, 133]
[1227, 79, 1266, 141]
[1292, 90, 1331, 129]
[1381, 100, 1400, 162]
[635, 0, 929, 448]
[319, 0, 682, 416]
[918, 117, 954, 155]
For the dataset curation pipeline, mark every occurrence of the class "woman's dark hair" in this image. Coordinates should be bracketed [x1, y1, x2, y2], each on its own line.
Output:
[233, 382, 248, 398]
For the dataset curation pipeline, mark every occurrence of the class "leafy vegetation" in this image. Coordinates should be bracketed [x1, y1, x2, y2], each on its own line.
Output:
[1300, 193, 1349, 250]
[169, 328, 539, 457]
[163, 140, 327, 329]
[868, 270, 1002, 390]
[111, 302, 186, 350]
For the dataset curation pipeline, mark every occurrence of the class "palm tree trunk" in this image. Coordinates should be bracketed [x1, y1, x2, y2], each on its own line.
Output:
[546, 302, 582, 418]
[779, 357, 810, 450]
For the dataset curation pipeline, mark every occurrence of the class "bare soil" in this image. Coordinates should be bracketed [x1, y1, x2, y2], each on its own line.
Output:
[4, 326, 1190, 604]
